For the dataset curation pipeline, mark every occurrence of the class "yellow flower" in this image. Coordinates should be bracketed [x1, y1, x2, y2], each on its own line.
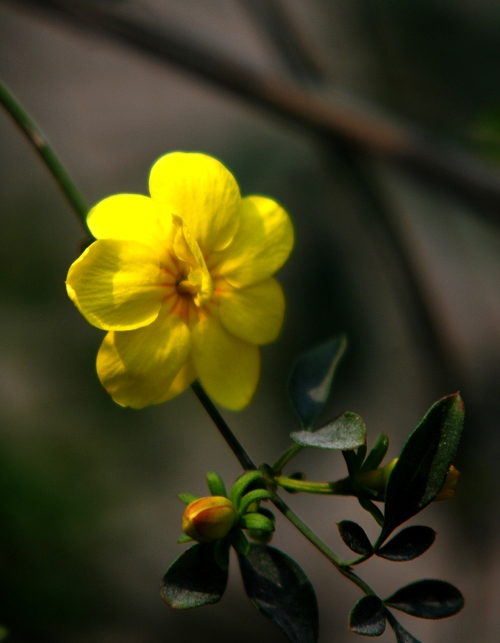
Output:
[182, 496, 237, 542]
[66, 152, 294, 410]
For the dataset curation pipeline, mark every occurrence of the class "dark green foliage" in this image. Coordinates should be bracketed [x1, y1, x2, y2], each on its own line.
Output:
[291, 412, 366, 451]
[161, 543, 228, 609]
[338, 520, 373, 556]
[381, 394, 464, 541]
[384, 580, 464, 619]
[288, 335, 347, 429]
[376, 526, 436, 561]
[238, 544, 318, 643]
[359, 434, 390, 473]
[348, 595, 386, 636]
[385, 610, 422, 642]
[230, 529, 250, 555]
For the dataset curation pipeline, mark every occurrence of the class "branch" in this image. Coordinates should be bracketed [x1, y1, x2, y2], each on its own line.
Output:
[6, 0, 500, 213]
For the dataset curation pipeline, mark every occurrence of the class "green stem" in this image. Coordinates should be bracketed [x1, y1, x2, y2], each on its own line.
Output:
[0, 79, 89, 231]
[275, 475, 352, 495]
[191, 381, 257, 471]
[270, 493, 375, 591]
[272, 442, 304, 473]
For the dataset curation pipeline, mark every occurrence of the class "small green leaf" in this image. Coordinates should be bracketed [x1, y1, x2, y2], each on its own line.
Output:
[178, 493, 199, 505]
[231, 529, 250, 555]
[238, 544, 319, 643]
[358, 497, 384, 527]
[381, 394, 464, 541]
[0, 626, 9, 641]
[230, 471, 264, 508]
[338, 521, 373, 556]
[161, 543, 228, 609]
[177, 534, 193, 544]
[241, 512, 275, 532]
[359, 434, 390, 474]
[349, 595, 386, 636]
[291, 412, 366, 451]
[384, 580, 464, 619]
[247, 508, 276, 544]
[384, 609, 422, 642]
[239, 489, 272, 515]
[289, 334, 347, 429]
[206, 471, 227, 497]
[376, 526, 436, 561]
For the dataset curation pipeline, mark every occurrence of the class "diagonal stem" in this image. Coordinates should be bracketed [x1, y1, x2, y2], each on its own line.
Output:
[0, 78, 89, 231]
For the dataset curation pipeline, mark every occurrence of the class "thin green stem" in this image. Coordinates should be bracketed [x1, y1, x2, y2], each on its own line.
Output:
[272, 442, 304, 473]
[0, 79, 89, 231]
[275, 475, 352, 495]
[191, 381, 256, 471]
[270, 493, 375, 591]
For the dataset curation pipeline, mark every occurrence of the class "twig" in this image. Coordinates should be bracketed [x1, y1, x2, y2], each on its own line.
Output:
[6, 0, 500, 213]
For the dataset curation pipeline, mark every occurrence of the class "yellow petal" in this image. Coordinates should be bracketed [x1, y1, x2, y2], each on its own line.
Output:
[149, 152, 240, 253]
[157, 357, 197, 404]
[191, 314, 260, 410]
[66, 239, 164, 331]
[211, 195, 294, 287]
[96, 313, 191, 408]
[219, 278, 285, 345]
[87, 194, 167, 245]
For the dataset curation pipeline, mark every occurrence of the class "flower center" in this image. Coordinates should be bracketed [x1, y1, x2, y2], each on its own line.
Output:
[171, 215, 213, 307]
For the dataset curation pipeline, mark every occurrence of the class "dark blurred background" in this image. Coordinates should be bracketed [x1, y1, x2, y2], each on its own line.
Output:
[1, 1, 500, 641]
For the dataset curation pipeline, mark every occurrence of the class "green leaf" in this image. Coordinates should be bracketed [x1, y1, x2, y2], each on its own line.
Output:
[161, 543, 228, 609]
[349, 595, 386, 636]
[247, 508, 276, 544]
[0, 626, 8, 642]
[358, 497, 384, 527]
[288, 334, 347, 429]
[291, 412, 366, 451]
[238, 544, 318, 643]
[230, 471, 264, 509]
[384, 609, 422, 642]
[241, 512, 275, 532]
[338, 520, 373, 556]
[239, 489, 272, 515]
[231, 528, 250, 555]
[177, 534, 193, 544]
[384, 580, 464, 619]
[381, 394, 464, 541]
[359, 434, 390, 474]
[206, 471, 227, 497]
[376, 526, 436, 561]
[178, 493, 199, 505]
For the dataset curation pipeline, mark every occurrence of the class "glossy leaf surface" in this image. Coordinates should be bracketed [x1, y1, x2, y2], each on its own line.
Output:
[376, 526, 436, 561]
[238, 544, 318, 643]
[288, 335, 347, 429]
[384, 580, 464, 619]
[349, 595, 386, 636]
[161, 543, 228, 609]
[291, 412, 366, 451]
[382, 394, 464, 540]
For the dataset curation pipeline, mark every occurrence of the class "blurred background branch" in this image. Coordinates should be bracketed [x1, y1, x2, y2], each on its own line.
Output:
[7, 0, 500, 214]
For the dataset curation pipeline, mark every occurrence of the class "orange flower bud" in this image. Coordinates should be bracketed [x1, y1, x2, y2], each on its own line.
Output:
[434, 465, 461, 501]
[182, 496, 237, 542]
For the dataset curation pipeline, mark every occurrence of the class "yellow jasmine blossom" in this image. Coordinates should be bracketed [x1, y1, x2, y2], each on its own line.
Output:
[182, 496, 237, 542]
[66, 152, 294, 410]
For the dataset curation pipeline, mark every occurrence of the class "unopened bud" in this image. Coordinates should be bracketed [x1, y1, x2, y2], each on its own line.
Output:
[182, 496, 237, 542]
[357, 458, 398, 494]
[434, 465, 461, 501]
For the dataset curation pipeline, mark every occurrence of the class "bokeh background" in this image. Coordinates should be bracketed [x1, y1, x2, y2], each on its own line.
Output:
[1, 1, 500, 641]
